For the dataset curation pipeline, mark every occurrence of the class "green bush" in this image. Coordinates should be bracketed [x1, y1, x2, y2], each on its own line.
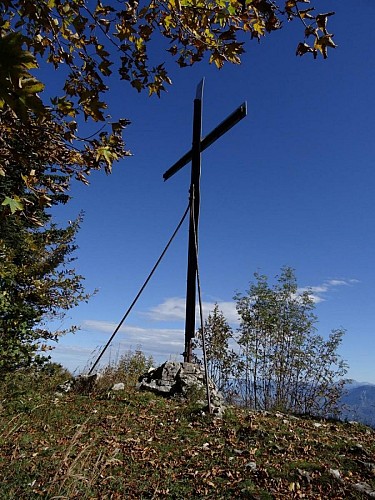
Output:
[96, 347, 154, 391]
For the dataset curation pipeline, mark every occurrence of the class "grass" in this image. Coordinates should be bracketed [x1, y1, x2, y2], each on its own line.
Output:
[0, 362, 374, 499]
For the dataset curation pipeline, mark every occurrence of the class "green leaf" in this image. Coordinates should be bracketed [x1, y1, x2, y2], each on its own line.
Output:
[2, 196, 24, 214]
[20, 77, 45, 94]
[95, 146, 116, 168]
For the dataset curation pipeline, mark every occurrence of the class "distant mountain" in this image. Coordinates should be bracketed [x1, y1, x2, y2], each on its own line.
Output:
[340, 382, 375, 428]
[226, 378, 375, 428]
[344, 380, 375, 390]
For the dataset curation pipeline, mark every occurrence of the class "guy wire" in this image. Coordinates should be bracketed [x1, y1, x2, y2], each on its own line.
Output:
[191, 185, 212, 414]
[88, 202, 191, 375]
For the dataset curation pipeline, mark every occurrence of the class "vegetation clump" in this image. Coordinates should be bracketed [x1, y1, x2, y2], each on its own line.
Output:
[0, 358, 374, 499]
[195, 267, 349, 418]
[0, 0, 337, 216]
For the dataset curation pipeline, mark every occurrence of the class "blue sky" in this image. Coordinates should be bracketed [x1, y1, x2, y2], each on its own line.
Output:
[47, 0, 375, 383]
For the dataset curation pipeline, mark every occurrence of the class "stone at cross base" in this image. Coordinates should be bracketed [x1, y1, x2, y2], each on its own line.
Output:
[136, 361, 226, 417]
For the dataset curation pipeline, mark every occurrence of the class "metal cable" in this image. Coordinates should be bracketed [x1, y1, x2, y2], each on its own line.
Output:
[191, 186, 212, 413]
[88, 203, 191, 375]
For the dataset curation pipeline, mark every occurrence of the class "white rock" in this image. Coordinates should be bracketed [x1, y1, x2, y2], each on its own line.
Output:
[111, 383, 125, 391]
[329, 469, 342, 482]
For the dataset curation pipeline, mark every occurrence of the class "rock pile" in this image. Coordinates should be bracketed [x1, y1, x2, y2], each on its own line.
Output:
[137, 361, 226, 417]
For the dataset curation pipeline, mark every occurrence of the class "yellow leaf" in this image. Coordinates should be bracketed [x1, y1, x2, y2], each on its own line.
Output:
[135, 37, 144, 51]
[314, 34, 337, 59]
[252, 20, 265, 36]
[299, 8, 315, 19]
[95, 146, 114, 167]
[163, 14, 175, 30]
[209, 52, 224, 69]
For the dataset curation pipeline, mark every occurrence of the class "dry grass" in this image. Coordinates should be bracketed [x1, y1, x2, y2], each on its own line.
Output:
[0, 362, 374, 499]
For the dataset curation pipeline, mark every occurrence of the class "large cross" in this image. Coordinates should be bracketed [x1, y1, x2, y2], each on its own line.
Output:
[163, 79, 247, 363]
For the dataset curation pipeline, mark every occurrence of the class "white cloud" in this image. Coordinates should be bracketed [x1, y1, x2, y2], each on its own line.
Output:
[51, 344, 94, 356]
[81, 319, 184, 347]
[144, 297, 239, 324]
[81, 320, 185, 364]
[81, 278, 358, 344]
[296, 287, 325, 303]
[307, 285, 329, 293]
[200, 300, 239, 324]
[145, 297, 186, 321]
[74, 301, 239, 369]
[50, 321, 186, 372]
[49, 344, 96, 374]
[81, 319, 122, 333]
[297, 277, 359, 303]
[325, 279, 350, 287]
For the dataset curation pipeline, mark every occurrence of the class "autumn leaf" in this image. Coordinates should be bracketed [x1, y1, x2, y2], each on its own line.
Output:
[163, 14, 176, 30]
[52, 96, 76, 117]
[314, 34, 337, 59]
[209, 52, 225, 69]
[0, 0, 338, 225]
[299, 8, 315, 19]
[95, 146, 117, 169]
[0, 33, 45, 118]
[98, 60, 113, 77]
[19, 77, 44, 94]
[296, 42, 314, 57]
[316, 12, 335, 35]
[252, 19, 265, 37]
[111, 118, 131, 134]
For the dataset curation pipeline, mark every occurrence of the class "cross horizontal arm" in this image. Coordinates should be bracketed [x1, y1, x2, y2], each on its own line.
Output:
[163, 102, 247, 181]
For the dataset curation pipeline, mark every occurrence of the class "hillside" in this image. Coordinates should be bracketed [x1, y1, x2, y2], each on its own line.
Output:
[340, 384, 375, 429]
[0, 368, 374, 499]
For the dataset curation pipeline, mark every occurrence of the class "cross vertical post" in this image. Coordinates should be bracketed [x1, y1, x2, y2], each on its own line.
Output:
[184, 79, 204, 362]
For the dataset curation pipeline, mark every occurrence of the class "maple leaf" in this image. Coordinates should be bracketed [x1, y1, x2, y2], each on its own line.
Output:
[209, 52, 225, 69]
[1, 195, 24, 214]
[95, 145, 117, 168]
[299, 8, 315, 19]
[0, 33, 45, 119]
[252, 20, 266, 38]
[296, 42, 314, 57]
[316, 12, 335, 35]
[314, 34, 337, 59]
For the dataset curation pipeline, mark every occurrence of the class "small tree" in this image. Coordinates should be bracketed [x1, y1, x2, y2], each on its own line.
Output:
[0, 114, 92, 374]
[194, 303, 238, 393]
[0, 214, 91, 374]
[234, 267, 349, 416]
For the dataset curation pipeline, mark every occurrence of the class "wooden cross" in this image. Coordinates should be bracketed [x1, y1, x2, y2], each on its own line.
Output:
[163, 79, 247, 363]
